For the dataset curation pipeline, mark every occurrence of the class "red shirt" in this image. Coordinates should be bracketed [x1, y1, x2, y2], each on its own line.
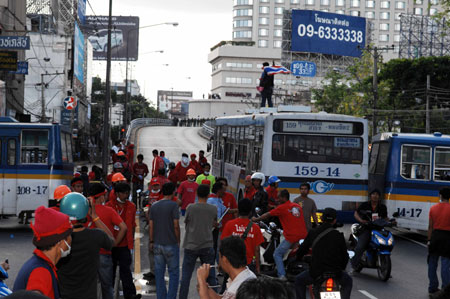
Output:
[26, 249, 58, 299]
[220, 192, 237, 231]
[199, 156, 208, 169]
[88, 205, 124, 254]
[148, 191, 164, 205]
[132, 162, 149, 183]
[244, 186, 256, 201]
[269, 201, 307, 243]
[156, 175, 169, 186]
[152, 156, 165, 177]
[221, 218, 264, 265]
[174, 162, 189, 183]
[265, 186, 278, 206]
[430, 202, 450, 231]
[188, 160, 202, 174]
[177, 181, 199, 210]
[168, 170, 177, 185]
[106, 198, 136, 249]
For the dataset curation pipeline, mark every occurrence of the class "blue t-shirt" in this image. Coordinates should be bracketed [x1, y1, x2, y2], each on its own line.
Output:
[207, 196, 226, 226]
[149, 199, 180, 245]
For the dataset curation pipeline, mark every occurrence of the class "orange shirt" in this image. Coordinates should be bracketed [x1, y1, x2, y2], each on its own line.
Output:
[430, 202, 450, 231]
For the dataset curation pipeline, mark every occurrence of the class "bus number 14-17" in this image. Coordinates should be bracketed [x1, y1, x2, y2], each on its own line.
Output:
[295, 166, 340, 177]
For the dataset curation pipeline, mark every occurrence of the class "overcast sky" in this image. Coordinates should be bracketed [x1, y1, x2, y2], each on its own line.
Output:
[89, 0, 233, 105]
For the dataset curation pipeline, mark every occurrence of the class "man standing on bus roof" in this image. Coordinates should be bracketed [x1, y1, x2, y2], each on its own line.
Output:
[293, 183, 318, 232]
[266, 176, 281, 210]
[250, 172, 269, 217]
[351, 189, 388, 271]
[427, 187, 450, 296]
[259, 62, 274, 108]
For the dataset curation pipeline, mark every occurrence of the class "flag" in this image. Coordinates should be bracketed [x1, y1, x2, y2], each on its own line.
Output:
[264, 65, 291, 75]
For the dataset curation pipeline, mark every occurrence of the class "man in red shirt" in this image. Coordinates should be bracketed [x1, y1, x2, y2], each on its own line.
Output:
[132, 154, 149, 205]
[216, 177, 238, 233]
[156, 168, 169, 186]
[428, 187, 450, 295]
[252, 189, 307, 279]
[106, 183, 139, 299]
[174, 153, 190, 185]
[188, 154, 202, 175]
[244, 175, 256, 200]
[13, 206, 73, 299]
[265, 176, 281, 210]
[222, 198, 264, 273]
[198, 150, 208, 171]
[88, 183, 127, 299]
[151, 149, 165, 178]
[177, 169, 199, 216]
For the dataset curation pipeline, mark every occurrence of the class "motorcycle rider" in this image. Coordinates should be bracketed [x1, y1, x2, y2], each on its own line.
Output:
[0, 260, 11, 297]
[351, 189, 388, 271]
[265, 176, 280, 210]
[250, 172, 269, 217]
[295, 208, 352, 299]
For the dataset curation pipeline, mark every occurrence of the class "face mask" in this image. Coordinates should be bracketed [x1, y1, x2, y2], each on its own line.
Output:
[204, 171, 210, 175]
[188, 178, 195, 182]
[151, 189, 160, 194]
[60, 240, 71, 258]
[182, 157, 189, 164]
[117, 197, 125, 203]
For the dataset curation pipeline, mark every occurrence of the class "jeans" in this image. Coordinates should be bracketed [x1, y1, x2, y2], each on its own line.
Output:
[148, 246, 155, 273]
[351, 229, 371, 268]
[428, 254, 450, 292]
[179, 247, 217, 299]
[274, 239, 292, 277]
[295, 270, 352, 299]
[154, 244, 180, 299]
[98, 254, 114, 299]
[261, 88, 273, 108]
[112, 247, 136, 299]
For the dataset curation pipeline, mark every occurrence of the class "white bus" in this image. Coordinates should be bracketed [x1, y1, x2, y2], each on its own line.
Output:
[211, 111, 369, 221]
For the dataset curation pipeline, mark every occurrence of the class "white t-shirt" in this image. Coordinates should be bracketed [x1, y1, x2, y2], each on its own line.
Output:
[111, 145, 119, 154]
[222, 267, 256, 299]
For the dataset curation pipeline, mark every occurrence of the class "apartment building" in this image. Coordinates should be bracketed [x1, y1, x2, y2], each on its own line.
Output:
[209, 0, 441, 100]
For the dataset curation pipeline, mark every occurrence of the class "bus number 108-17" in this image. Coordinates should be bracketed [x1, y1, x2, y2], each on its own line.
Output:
[396, 208, 422, 218]
[295, 166, 340, 177]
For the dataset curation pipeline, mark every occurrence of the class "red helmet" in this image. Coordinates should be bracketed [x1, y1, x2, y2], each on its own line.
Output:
[54, 185, 71, 201]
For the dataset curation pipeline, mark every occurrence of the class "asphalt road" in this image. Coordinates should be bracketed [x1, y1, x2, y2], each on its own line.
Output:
[0, 126, 436, 299]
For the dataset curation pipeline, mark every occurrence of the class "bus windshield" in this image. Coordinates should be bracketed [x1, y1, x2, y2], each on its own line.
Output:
[272, 134, 363, 164]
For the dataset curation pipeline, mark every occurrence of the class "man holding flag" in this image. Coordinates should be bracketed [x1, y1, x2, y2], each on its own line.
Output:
[258, 61, 290, 108]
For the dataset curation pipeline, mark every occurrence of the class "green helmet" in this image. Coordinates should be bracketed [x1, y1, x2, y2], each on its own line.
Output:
[60, 192, 89, 220]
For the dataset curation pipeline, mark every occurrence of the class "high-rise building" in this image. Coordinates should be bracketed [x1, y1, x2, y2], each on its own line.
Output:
[209, 0, 441, 101]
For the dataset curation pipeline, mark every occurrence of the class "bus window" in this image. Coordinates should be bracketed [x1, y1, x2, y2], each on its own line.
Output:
[21, 130, 48, 164]
[401, 145, 430, 180]
[7, 139, 16, 165]
[375, 142, 390, 174]
[434, 147, 450, 181]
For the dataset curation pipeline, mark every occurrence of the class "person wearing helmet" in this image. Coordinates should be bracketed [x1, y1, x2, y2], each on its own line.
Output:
[108, 172, 127, 203]
[57, 193, 114, 299]
[50, 185, 71, 211]
[131, 154, 149, 205]
[174, 153, 191, 184]
[152, 149, 165, 178]
[188, 154, 202, 175]
[88, 183, 127, 299]
[106, 162, 124, 186]
[244, 175, 256, 200]
[266, 176, 281, 210]
[106, 183, 139, 299]
[250, 172, 269, 217]
[195, 163, 215, 191]
[177, 169, 199, 216]
[70, 177, 84, 194]
[13, 207, 72, 299]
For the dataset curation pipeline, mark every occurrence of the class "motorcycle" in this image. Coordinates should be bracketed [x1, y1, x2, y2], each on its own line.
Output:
[0, 260, 12, 297]
[349, 213, 397, 281]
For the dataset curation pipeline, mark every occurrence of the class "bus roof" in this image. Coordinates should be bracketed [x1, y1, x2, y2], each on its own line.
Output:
[373, 132, 450, 143]
[214, 112, 366, 127]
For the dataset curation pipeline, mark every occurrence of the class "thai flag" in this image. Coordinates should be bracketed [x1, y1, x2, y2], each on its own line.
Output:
[264, 65, 291, 75]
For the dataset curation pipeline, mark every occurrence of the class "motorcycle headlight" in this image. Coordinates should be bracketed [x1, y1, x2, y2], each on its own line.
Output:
[387, 235, 394, 246]
[374, 234, 386, 245]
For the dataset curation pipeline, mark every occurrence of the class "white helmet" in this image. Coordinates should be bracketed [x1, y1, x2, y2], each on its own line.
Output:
[251, 172, 265, 185]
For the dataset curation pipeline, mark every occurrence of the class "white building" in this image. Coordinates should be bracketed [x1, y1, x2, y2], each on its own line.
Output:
[110, 103, 124, 127]
[209, 0, 442, 100]
[111, 79, 141, 97]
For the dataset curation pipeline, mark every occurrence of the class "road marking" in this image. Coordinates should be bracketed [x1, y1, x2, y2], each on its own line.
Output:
[393, 232, 427, 248]
[134, 214, 141, 291]
[359, 290, 378, 299]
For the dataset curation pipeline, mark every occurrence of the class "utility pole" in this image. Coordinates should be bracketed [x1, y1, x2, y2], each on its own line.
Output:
[426, 75, 430, 134]
[40, 72, 64, 123]
[372, 47, 379, 137]
[102, 0, 113, 176]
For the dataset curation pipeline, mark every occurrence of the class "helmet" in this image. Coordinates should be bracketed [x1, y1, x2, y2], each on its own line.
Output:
[117, 151, 126, 157]
[112, 172, 126, 183]
[251, 172, 265, 185]
[268, 176, 281, 185]
[113, 162, 123, 169]
[60, 192, 89, 220]
[186, 168, 196, 176]
[54, 185, 71, 201]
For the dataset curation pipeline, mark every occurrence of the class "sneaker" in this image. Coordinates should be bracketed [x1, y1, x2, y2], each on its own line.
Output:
[278, 276, 288, 282]
[429, 289, 441, 298]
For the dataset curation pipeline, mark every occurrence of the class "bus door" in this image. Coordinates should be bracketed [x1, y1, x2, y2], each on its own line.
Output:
[0, 137, 18, 215]
[368, 141, 390, 196]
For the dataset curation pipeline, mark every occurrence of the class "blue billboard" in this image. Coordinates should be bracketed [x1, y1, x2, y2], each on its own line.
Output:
[77, 0, 86, 25]
[74, 22, 85, 83]
[291, 10, 366, 57]
[291, 61, 316, 77]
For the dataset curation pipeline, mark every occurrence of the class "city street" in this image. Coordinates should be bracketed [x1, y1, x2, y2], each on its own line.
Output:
[0, 126, 435, 299]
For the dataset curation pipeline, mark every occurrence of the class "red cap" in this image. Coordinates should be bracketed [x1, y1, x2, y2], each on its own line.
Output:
[30, 206, 73, 248]
[245, 175, 252, 181]
[190, 153, 197, 158]
[73, 172, 81, 178]
[150, 178, 160, 186]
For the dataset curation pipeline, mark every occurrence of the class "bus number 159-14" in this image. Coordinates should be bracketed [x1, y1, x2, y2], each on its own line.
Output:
[295, 166, 340, 177]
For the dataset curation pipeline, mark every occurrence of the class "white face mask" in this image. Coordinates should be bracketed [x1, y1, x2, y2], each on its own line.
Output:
[151, 189, 160, 194]
[204, 171, 210, 175]
[117, 197, 125, 203]
[182, 157, 189, 164]
[188, 178, 195, 182]
[60, 240, 71, 258]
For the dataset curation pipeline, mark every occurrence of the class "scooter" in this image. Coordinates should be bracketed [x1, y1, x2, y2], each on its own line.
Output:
[349, 213, 396, 281]
[0, 260, 12, 297]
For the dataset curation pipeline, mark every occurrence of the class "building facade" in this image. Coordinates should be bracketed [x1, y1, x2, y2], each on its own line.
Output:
[209, 0, 441, 100]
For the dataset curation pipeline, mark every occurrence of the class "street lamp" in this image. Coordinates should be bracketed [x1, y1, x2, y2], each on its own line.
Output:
[124, 22, 178, 129]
